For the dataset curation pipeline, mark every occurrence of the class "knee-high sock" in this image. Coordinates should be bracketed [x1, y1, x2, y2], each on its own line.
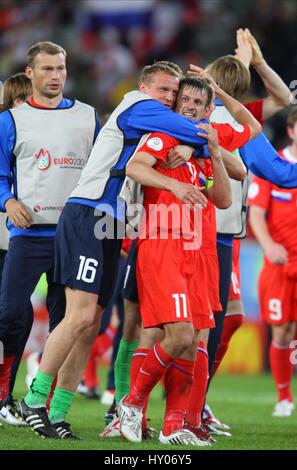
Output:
[115, 338, 139, 404]
[24, 370, 54, 407]
[0, 355, 15, 401]
[125, 343, 173, 408]
[186, 341, 208, 427]
[212, 314, 243, 377]
[130, 348, 148, 386]
[270, 340, 294, 402]
[46, 375, 57, 412]
[84, 337, 101, 389]
[84, 329, 116, 389]
[163, 357, 194, 436]
[49, 387, 75, 423]
[130, 348, 149, 430]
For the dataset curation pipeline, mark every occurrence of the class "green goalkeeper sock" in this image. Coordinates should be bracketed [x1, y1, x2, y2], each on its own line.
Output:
[24, 371, 54, 407]
[49, 387, 75, 423]
[115, 338, 139, 404]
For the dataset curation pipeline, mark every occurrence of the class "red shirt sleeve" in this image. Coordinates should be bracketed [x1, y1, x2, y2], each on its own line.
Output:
[248, 175, 272, 210]
[244, 99, 264, 126]
[212, 122, 251, 151]
[138, 132, 180, 162]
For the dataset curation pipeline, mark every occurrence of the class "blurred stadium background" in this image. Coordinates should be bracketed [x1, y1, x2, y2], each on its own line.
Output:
[1, 0, 297, 377]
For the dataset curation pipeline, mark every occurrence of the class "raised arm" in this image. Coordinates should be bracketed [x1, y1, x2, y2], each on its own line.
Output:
[188, 64, 261, 140]
[236, 28, 291, 120]
[234, 28, 253, 69]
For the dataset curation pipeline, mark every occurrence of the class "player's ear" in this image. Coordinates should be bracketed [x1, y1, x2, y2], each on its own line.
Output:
[287, 126, 294, 140]
[139, 82, 146, 93]
[203, 105, 212, 120]
[25, 66, 33, 80]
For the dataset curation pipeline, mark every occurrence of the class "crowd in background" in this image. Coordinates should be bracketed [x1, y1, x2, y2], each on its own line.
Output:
[0, 0, 297, 147]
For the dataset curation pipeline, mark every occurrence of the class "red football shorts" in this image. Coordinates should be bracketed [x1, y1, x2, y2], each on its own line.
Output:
[136, 239, 215, 331]
[258, 259, 297, 324]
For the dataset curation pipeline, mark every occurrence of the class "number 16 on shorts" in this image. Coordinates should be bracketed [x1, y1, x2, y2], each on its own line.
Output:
[76, 256, 98, 284]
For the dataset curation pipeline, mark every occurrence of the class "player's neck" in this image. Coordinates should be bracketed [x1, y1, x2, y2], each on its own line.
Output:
[31, 91, 63, 109]
[288, 142, 297, 160]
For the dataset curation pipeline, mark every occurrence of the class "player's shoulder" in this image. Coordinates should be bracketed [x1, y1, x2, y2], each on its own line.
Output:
[73, 99, 95, 112]
[145, 132, 178, 151]
[125, 91, 160, 109]
[6, 101, 28, 115]
[213, 121, 247, 134]
[0, 108, 15, 130]
[248, 176, 272, 201]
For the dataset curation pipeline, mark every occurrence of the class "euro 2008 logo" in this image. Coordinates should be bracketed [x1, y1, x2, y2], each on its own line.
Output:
[34, 148, 51, 170]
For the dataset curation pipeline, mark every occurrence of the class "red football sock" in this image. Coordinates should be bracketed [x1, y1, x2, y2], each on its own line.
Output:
[186, 341, 208, 428]
[83, 328, 116, 388]
[130, 348, 149, 430]
[84, 337, 101, 389]
[46, 375, 57, 412]
[212, 314, 243, 377]
[130, 348, 149, 387]
[0, 355, 15, 401]
[97, 326, 116, 357]
[270, 341, 294, 402]
[163, 357, 194, 436]
[125, 343, 173, 408]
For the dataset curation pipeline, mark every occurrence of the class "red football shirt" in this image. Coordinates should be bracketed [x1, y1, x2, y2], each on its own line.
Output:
[137, 132, 215, 249]
[248, 148, 297, 257]
[244, 99, 264, 126]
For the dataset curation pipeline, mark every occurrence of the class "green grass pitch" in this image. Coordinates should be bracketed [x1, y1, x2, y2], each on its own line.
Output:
[1, 366, 296, 450]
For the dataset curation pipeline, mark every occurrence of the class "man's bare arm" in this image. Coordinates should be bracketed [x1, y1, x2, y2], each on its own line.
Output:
[197, 124, 231, 209]
[235, 28, 291, 120]
[220, 147, 247, 181]
[249, 205, 288, 264]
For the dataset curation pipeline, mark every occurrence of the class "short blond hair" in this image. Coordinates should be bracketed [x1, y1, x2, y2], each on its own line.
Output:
[139, 61, 182, 86]
[27, 41, 66, 68]
[206, 55, 251, 100]
[1, 73, 32, 112]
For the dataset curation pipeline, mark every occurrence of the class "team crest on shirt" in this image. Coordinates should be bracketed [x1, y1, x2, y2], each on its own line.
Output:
[229, 120, 245, 133]
[146, 137, 163, 151]
[34, 148, 51, 170]
[248, 182, 259, 199]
